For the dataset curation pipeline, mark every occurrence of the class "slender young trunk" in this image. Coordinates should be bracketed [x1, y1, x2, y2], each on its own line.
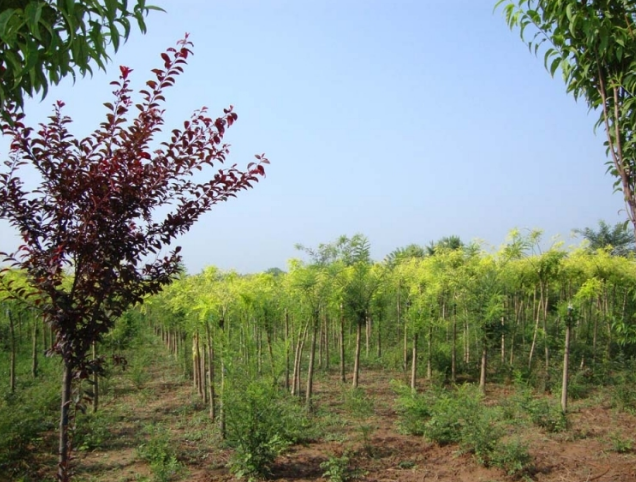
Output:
[403, 312, 409, 372]
[325, 313, 330, 370]
[352, 320, 363, 388]
[58, 360, 73, 482]
[183, 332, 189, 379]
[285, 310, 290, 391]
[42, 319, 47, 355]
[376, 313, 382, 359]
[410, 332, 418, 392]
[201, 340, 208, 404]
[542, 283, 550, 373]
[528, 287, 541, 370]
[561, 322, 571, 413]
[340, 305, 346, 383]
[220, 355, 226, 440]
[205, 322, 215, 420]
[318, 313, 324, 370]
[92, 342, 99, 413]
[479, 339, 487, 394]
[365, 316, 370, 359]
[592, 299, 599, 367]
[192, 334, 198, 391]
[256, 323, 262, 376]
[8, 309, 16, 394]
[292, 321, 309, 396]
[32, 316, 39, 378]
[501, 315, 505, 364]
[464, 314, 470, 365]
[451, 309, 457, 382]
[306, 316, 318, 411]
[427, 325, 433, 380]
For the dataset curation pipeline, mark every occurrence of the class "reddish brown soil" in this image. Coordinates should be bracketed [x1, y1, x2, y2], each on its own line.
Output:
[41, 360, 636, 482]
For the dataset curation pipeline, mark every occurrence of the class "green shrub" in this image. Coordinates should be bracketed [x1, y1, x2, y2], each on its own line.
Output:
[0, 380, 58, 476]
[343, 387, 374, 419]
[320, 452, 353, 482]
[459, 409, 503, 466]
[607, 431, 634, 453]
[224, 379, 312, 480]
[491, 438, 533, 478]
[567, 370, 592, 400]
[137, 425, 184, 482]
[611, 382, 636, 413]
[423, 384, 483, 446]
[75, 412, 112, 452]
[392, 381, 433, 436]
[523, 397, 567, 433]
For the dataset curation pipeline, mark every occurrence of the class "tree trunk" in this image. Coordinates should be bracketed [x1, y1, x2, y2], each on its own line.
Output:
[306, 316, 318, 411]
[193, 333, 200, 393]
[92, 341, 99, 413]
[58, 360, 73, 482]
[410, 332, 418, 392]
[376, 313, 382, 359]
[292, 321, 309, 397]
[427, 325, 433, 380]
[325, 313, 330, 371]
[479, 340, 487, 394]
[340, 305, 346, 383]
[205, 321, 215, 420]
[403, 312, 409, 371]
[501, 315, 505, 364]
[201, 339, 208, 404]
[365, 316, 370, 359]
[32, 316, 39, 378]
[528, 288, 541, 370]
[352, 320, 362, 389]
[561, 322, 571, 413]
[451, 308, 457, 382]
[542, 284, 550, 374]
[318, 313, 324, 370]
[8, 309, 16, 394]
[284, 309, 290, 391]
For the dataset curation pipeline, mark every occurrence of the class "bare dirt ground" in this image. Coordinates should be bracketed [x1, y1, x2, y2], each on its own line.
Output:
[38, 354, 636, 482]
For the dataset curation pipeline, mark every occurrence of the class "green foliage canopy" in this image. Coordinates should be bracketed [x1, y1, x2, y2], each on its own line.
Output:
[497, 0, 636, 237]
[0, 0, 160, 108]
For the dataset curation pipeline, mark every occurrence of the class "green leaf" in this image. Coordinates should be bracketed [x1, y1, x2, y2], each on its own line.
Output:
[549, 56, 561, 76]
[0, 8, 18, 39]
[24, 2, 43, 40]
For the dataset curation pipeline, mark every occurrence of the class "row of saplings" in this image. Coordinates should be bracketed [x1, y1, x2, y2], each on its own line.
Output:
[216, 365, 635, 482]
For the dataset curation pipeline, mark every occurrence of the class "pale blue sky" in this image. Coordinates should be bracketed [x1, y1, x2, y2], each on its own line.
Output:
[0, 1, 627, 273]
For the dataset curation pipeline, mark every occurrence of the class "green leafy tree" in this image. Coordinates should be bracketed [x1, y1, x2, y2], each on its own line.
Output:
[0, 0, 161, 109]
[497, 0, 636, 240]
[574, 220, 635, 256]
